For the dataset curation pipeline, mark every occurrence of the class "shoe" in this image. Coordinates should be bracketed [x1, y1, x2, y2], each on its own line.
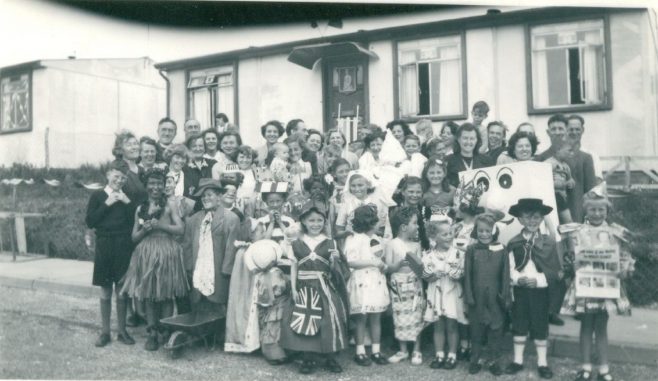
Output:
[457, 347, 471, 361]
[549, 314, 565, 326]
[429, 355, 445, 369]
[468, 362, 482, 374]
[388, 351, 409, 364]
[371, 352, 388, 365]
[299, 359, 315, 374]
[597, 373, 614, 381]
[538, 366, 554, 379]
[94, 333, 111, 347]
[443, 357, 457, 370]
[144, 334, 158, 351]
[116, 331, 135, 345]
[354, 353, 372, 366]
[505, 362, 524, 374]
[575, 370, 592, 381]
[411, 351, 422, 365]
[126, 314, 138, 327]
[489, 362, 503, 376]
[267, 358, 289, 366]
[324, 358, 342, 373]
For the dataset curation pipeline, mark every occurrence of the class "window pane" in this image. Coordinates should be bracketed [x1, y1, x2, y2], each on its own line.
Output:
[399, 64, 418, 116]
[216, 84, 234, 125]
[189, 88, 210, 129]
[418, 63, 430, 115]
[546, 48, 569, 106]
[1, 74, 30, 132]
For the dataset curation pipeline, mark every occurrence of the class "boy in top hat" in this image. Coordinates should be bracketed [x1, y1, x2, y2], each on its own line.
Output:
[505, 198, 562, 379]
[182, 178, 240, 315]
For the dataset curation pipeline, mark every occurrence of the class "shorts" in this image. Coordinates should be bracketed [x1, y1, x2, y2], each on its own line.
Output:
[92, 234, 134, 288]
[511, 287, 549, 340]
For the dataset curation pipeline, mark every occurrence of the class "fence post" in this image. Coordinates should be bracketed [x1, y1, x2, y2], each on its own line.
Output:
[44, 126, 50, 170]
[624, 156, 631, 192]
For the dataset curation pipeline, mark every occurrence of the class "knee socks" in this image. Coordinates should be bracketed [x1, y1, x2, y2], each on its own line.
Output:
[513, 336, 525, 365]
[535, 339, 548, 367]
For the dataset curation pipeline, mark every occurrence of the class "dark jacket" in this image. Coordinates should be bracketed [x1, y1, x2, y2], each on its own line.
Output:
[445, 153, 492, 188]
[507, 232, 561, 285]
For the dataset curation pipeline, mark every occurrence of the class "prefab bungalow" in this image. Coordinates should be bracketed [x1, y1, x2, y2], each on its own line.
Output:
[155, 6, 658, 179]
[0, 57, 166, 168]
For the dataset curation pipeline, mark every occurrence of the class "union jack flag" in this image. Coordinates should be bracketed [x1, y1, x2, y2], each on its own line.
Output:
[290, 286, 323, 336]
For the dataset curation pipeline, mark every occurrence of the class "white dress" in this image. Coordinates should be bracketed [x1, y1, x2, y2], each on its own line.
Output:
[345, 233, 390, 315]
[336, 193, 391, 239]
[423, 246, 468, 324]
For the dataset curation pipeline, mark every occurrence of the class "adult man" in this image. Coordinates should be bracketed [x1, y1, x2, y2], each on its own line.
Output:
[183, 119, 202, 140]
[285, 118, 308, 138]
[483, 121, 507, 165]
[155, 117, 177, 162]
[567, 115, 603, 183]
[215, 113, 229, 133]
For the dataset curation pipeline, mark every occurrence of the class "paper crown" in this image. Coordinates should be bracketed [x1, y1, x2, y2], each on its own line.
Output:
[256, 181, 290, 193]
[224, 163, 240, 174]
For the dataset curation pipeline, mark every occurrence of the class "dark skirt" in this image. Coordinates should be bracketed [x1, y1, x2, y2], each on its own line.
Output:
[280, 273, 348, 353]
[121, 232, 189, 301]
[92, 233, 134, 288]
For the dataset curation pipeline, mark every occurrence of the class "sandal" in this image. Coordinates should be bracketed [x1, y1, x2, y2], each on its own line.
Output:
[575, 370, 592, 381]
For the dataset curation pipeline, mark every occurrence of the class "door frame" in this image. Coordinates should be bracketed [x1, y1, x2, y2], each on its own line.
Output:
[321, 54, 370, 132]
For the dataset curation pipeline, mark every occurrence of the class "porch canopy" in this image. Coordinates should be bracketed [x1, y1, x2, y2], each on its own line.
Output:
[287, 41, 378, 69]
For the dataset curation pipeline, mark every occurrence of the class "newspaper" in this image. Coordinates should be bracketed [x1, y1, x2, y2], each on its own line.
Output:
[573, 226, 621, 299]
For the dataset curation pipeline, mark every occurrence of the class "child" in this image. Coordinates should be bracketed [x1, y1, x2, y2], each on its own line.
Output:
[286, 135, 312, 193]
[422, 216, 467, 370]
[235, 145, 258, 201]
[302, 175, 335, 236]
[85, 160, 135, 347]
[280, 203, 349, 374]
[505, 198, 562, 379]
[322, 143, 343, 173]
[345, 205, 390, 366]
[385, 206, 426, 365]
[561, 191, 635, 381]
[335, 170, 392, 240]
[268, 142, 291, 183]
[470, 100, 490, 154]
[327, 158, 350, 209]
[391, 176, 430, 250]
[121, 168, 188, 351]
[546, 143, 575, 223]
[463, 212, 511, 376]
[253, 189, 297, 266]
[402, 135, 428, 178]
[421, 157, 456, 217]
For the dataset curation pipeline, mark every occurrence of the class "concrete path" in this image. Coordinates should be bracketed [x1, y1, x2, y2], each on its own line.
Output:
[1, 252, 656, 366]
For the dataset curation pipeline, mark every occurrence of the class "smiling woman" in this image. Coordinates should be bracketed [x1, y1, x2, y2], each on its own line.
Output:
[444, 123, 490, 188]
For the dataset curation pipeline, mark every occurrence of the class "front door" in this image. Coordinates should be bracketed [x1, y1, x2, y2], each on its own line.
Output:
[323, 55, 368, 135]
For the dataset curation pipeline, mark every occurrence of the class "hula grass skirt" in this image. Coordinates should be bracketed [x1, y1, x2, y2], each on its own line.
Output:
[121, 232, 189, 301]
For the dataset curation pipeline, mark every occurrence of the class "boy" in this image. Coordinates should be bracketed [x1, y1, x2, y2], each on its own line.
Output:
[85, 159, 135, 347]
[470, 101, 490, 154]
[505, 198, 562, 379]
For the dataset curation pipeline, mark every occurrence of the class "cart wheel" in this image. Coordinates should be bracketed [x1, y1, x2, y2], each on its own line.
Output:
[170, 347, 183, 360]
[165, 331, 187, 359]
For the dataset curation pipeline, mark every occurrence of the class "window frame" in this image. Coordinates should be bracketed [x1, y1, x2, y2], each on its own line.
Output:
[525, 14, 613, 115]
[184, 61, 239, 129]
[0, 69, 33, 135]
[393, 30, 468, 123]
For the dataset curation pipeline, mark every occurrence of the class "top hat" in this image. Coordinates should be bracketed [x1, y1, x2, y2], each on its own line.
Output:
[508, 198, 553, 218]
[193, 178, 223, 197]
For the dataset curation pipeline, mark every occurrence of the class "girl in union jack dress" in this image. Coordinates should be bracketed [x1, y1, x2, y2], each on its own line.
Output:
[280, 202, 349, 374]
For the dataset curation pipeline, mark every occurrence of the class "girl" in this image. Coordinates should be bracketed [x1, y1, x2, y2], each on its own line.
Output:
[421, 157, 457, 218]
[280, 203, 349, 374]
[561, 191, 635, 381]
[385, 206, 426, 365]
[268, 142, 291, 183]
[345, 205, 390, 366]
[286, 135, 313, 193]
[423, 216, 466, 370]
[391, 176, 430, 250]
[302, 175, 335, 236]
[335, 170, 392, 240]
[121, 168, 188, 351]
[235, 145, 258, 201]
[463, 213, 511, 376]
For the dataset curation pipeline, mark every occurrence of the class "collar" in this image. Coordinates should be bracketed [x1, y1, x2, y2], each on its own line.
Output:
[509, 231, 545, 249]
[188, 159, 209, 169]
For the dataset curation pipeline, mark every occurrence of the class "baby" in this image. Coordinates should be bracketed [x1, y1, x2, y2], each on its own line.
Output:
[269, 143, 291, 183]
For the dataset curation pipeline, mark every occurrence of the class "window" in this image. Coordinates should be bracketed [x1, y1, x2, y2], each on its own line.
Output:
[396, 34, 465, 120]
[187, 65, 235, 129]
[528, 19, 610, 113]
[0, 72, 32, 134]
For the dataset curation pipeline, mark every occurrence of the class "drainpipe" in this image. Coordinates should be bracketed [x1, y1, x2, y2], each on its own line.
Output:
[158, 69, 170, 117]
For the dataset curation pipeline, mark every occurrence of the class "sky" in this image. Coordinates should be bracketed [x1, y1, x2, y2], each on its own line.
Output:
[1, 0, 655, 69]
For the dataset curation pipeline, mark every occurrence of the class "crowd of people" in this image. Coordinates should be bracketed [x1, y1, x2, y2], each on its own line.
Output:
[85, 101, 634, 381]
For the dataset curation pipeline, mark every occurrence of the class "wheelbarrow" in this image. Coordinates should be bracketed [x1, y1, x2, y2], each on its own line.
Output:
[160, 308, 225, 359]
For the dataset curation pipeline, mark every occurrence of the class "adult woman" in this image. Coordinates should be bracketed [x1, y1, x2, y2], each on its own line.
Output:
[304, 129, 325, 174]
[216, 131, 241, 173]
[415, 118, 434, 146]
[139, 136, 167, 173]
[113, 130, 148, 207]
[444, 123, 489, 188]
[203, 129, 223, 162]
[182, 134, 218, 208]
[257, 120, 285, 166]
[423, 121, 458, 159]
[496, 131, 539, 165]
[358, 131, 386, 172]
[325, 128, 359, 169]
[386, 120, 413, 145]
